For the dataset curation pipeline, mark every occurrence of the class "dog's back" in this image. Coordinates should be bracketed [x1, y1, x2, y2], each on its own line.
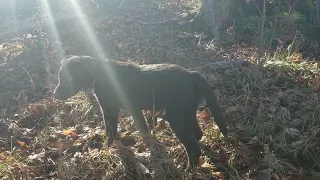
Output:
[103, 61, 198, 110]
[70, 58, 201, 111]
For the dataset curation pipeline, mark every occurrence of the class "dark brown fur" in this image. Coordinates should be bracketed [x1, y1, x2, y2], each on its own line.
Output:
[53, 55, 228, 168]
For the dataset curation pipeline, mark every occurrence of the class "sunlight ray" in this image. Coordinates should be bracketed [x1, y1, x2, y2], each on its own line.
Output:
[38, 0, 66, 92]
[10, 0, 16, 18]
[68, 0, 148, 134]
[41, 0, 66, 62]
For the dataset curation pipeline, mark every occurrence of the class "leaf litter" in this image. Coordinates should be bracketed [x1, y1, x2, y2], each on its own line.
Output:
[0, 0, 320, 179]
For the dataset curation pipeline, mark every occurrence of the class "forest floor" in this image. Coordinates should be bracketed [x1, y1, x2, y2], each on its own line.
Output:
[0, 0, 320, 179]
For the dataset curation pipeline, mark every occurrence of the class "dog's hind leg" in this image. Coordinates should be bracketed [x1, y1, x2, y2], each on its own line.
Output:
[98, 98, 119, 147]
[166, 107, 201, 169]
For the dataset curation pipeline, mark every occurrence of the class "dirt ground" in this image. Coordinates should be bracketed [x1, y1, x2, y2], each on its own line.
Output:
[1, 0, 320, 179]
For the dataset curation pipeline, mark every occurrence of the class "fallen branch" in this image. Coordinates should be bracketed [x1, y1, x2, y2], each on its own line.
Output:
[190, 60, 251, 72]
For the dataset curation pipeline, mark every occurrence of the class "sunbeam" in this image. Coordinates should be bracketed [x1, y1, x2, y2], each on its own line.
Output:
[67, 0, 150, 136]
[10, 0, 16, 19]
[41, 0, 66, 61]
[38, 0, 66, 92]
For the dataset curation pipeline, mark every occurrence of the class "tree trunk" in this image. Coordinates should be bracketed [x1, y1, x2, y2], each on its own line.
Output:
[316, 0, 320, 25]
[198, 0, 232, 42]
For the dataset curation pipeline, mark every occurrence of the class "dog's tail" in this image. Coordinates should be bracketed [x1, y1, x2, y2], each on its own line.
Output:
[193, 72, 228, 136]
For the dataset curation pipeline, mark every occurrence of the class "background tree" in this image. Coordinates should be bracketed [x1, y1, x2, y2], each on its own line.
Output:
[194, 0, 234, 42]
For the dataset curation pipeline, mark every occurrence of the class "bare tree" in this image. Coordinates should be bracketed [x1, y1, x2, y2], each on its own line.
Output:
[316, 0, 320, 25]
[195, 0, 233, 42]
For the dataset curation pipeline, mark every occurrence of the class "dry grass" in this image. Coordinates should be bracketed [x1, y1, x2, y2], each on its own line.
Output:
[2, 56, 320, 179]
[1, 0, 320, 179]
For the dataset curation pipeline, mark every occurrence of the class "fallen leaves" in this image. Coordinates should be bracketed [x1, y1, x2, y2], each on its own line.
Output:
[16, 140, 32, 151]
[63, 128, 78, 138]
[118, 132, 137, 146]
[27, 152, 45, 163]
[16, 140, 26, 147]
[0, 0, 320, 180]
[198, 108, 212, 125]
[50, 139, 76, 151]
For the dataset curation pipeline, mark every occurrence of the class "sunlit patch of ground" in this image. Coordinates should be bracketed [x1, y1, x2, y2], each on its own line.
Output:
[1, 57, 320, 179]
[1, 0, 320, 179]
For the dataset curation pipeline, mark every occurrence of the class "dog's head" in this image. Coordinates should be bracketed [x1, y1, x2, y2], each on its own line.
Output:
[53, 55, 95, 100]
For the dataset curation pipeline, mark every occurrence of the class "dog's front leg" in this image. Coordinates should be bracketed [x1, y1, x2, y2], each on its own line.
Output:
[102, 107, 120, 147]
[93, 87, 120, 147]
[96, 95, 119, 146]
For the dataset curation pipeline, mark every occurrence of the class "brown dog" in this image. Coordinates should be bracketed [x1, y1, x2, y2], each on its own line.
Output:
[53, 55, 228, 168]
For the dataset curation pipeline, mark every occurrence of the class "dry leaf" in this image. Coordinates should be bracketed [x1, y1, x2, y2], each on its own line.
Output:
[212, 171, 224, 179]
[63, 129, 73, 136]
[200, 109, 211, 125]
[119, 132, 126, 139]
[51, 139, 76, 150]
[70, 132, 78, 137]
[16, 140, 25, 147]
[28, 152, 45, 163]
[201, 162, 215, 169]
[73, 140, 83, 146]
